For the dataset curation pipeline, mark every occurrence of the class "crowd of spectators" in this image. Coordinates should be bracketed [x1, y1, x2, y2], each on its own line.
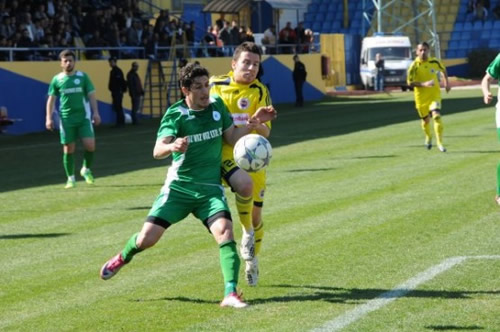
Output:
[0, 0, 317, 61]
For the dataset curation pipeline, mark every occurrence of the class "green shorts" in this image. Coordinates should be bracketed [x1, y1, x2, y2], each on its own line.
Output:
[59, 118, 94, 144]
[148, 183, 230, 224]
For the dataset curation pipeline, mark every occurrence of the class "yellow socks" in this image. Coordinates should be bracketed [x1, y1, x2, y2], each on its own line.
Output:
[235, 194, 253, 232]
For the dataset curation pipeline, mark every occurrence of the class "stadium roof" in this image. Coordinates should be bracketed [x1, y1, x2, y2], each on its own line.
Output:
[263, 0, 307, 10]
[202, 0, 306, 13]
[202, 0, 250, 13]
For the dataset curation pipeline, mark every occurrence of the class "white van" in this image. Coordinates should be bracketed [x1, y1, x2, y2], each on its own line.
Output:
[360, 35, 413, 91]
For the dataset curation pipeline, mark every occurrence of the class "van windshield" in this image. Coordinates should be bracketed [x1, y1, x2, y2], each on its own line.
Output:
[369, 47, 411, 60]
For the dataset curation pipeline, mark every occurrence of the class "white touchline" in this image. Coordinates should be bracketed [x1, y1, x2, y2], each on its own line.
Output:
[312, 255, 500, 332]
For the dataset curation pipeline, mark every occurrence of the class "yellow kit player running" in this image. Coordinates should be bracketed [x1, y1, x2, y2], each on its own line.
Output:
[407, 42, 450, 152]
[210, 42, 274, 286]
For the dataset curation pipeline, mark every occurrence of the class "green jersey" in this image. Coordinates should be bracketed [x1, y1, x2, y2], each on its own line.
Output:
[48, 70, 95, 123]
[157, 95, 233, 194]
[486, 53, 500, 85]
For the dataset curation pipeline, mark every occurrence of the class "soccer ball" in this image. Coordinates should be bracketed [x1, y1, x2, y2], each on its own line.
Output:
[233, 134, 272, 172]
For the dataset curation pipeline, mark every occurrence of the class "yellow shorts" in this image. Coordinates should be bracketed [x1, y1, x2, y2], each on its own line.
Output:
[222, 158, 267, 206]
[416, 100, 441, 119]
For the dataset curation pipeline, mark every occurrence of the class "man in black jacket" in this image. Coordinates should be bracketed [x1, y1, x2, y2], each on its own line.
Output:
[108, 57, 127, 127]
[292, 54, 307, 107]
[126, 61, 144, 125]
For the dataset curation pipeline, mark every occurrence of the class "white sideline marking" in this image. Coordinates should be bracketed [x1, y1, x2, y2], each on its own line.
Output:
[312, 255, 500, 332]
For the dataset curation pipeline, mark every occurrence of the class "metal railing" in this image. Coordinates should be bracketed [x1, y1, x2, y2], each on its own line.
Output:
[0, 41, 321, 62]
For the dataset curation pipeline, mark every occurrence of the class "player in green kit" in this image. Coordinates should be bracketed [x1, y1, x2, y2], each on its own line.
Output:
[99, 63, 276, 308]
[46, 49, 101, 188]
[481, 52, 500, 205]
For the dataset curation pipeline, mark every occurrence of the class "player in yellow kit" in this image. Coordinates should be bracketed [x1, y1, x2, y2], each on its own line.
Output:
[210, 42, 273, 286]
[407, 42, 450, 152]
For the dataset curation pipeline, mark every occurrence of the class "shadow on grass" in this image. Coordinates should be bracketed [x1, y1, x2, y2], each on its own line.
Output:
[132, 283, 498, 306]
[0, 232, 70, 240]
[424, 325, 484, 331]
[0, 93, 489, 193]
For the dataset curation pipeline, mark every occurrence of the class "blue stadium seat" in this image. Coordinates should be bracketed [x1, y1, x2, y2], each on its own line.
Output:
[470, 39, 479, 49]
[311, 0, 322, 4]
[482, 30, 492, 39]
[312, 21, 321, 31]
[492, 29, 500, 38]
[308, 4, 318, 12]
[461, 31, 471, 40]
[494, 21, 500, 30]
[448, 40, 459, 49]
[326, 12, 335, 21]
[489, 39, 500, 48]
[315, 12, 325, 21]
[351, 20, 361, 29]
[304, 13, 315, 22]
[484, 20, 493, 30]
[327, 3, 336, 12]
[332, 21, 342, 31]
[454, 22, 464, 31]
[321, 21, 332, 32]
[335, 12, 343, 20]
[446, 50, 457, 58]
[459, 40, 469, 49]
[451, 31, 461, 41]
[318, 4, 327, 12]
[472, 21, 482, 30]
[463, 22, 473, 31]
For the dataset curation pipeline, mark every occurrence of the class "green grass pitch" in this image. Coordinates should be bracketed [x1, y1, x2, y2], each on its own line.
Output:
[0, 88, 499, 331]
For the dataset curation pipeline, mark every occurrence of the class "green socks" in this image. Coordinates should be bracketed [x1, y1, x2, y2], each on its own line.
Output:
[219, 241, 240, 296]
[121, 233, 143, 263]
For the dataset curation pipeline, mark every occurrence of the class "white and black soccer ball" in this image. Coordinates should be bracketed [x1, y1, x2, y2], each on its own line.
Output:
[233, 134, 272, 172]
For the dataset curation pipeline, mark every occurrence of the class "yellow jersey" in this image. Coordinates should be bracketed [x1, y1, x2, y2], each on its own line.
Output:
[407, 56, 446, 106]
[210, 71, 272, 161]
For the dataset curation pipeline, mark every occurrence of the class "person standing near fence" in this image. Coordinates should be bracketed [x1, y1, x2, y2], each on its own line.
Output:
[108, 56, 127, 127]
[126, 61, 144, 125]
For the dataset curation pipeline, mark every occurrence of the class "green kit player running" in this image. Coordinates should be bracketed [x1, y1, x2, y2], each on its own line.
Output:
[46, 49, 101, 189]
[481, 52, 500, 205]
[99, 63, 276, 308]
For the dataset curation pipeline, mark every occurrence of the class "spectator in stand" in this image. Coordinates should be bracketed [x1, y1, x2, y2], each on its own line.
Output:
[262, 24, 276, 54]
[218, 20, 231, 56]
[229, 20, 240, 47]
[295, 22, 306, 54]
[0, 16, 15, 39]
[494, 3, 500, 19]
[16, 28, 36, 60]
[242, 26, 255, 43]
[279, 21, 296, 54]
[86, 29, 107, 59]
[126, 19, 143, 57]
[216, 14, 225, 30]
[203, 25, 217, 57]
[0, 34, 9, 60]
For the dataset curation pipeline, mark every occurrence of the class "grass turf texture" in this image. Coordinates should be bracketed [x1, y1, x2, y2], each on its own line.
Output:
[0, 88, 499, 331]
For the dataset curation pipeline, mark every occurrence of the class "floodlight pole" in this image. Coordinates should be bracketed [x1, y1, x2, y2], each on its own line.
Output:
[363, 0, 441, 58]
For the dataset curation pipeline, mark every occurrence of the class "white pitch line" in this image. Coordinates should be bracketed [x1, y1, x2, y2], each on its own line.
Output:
[312, 255, 500, 332]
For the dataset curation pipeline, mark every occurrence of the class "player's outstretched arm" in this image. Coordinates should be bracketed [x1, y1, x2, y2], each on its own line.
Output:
[46, 95, 56, 131]
[442, 70, 451, 93]
[88, 91, 101, 125]
[153, 136, 188, 159]
[481, 73, 494, 105]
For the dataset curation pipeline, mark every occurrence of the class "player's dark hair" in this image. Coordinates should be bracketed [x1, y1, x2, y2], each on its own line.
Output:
[59, 49, 75, 60]
[178, 63, 209, 89]
[418, 41, 430, 49]
[233, 41, 262, 61]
